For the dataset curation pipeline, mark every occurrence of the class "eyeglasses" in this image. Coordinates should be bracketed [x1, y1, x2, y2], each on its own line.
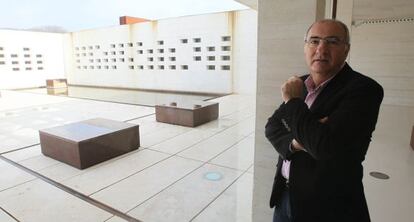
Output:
[305, 37, 347, 47]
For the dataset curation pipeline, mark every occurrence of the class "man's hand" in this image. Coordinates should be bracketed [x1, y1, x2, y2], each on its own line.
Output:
[319, 116, 328, 123]
[292, 139, 304, 151]
[281, 76, 304, 103]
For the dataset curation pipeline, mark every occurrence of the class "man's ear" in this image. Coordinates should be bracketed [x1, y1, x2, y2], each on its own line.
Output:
[344, 44, 350, 56]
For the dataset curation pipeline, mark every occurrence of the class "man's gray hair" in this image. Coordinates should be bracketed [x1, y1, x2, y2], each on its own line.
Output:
[304, 19, 350, 44]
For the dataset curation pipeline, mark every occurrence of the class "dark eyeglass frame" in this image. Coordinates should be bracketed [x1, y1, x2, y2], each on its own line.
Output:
[305, 36, 348, 47]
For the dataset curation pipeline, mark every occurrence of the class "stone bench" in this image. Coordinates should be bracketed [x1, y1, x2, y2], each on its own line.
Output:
[155, 101, 218, 127]
[39, 118, 139, 169]
[46, 78, 67, 88]
[47, 87, 68, 95]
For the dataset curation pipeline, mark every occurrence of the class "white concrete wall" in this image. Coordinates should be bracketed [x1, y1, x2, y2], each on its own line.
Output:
[332, 0, 414, 107]
[68, 12, 237, 94]
[233, 9, 258, 95]
[0, 11, 258, 95]
[0, 30, 67, 89]
[68, 25, 135, 89]
[62, 33, 74, 83]
[350, 20, 414, 107]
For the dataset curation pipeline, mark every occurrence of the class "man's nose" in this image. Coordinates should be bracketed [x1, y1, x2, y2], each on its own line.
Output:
[315, 41, 329, 53]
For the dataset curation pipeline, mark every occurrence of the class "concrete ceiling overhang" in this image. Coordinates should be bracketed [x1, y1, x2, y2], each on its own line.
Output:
[234, 0, 257, 10]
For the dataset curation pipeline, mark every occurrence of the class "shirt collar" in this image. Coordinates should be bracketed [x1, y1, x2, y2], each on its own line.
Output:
[304, 74, 336, 93]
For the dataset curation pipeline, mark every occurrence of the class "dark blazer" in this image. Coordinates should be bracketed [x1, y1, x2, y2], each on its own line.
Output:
[265, 63, 383, 222]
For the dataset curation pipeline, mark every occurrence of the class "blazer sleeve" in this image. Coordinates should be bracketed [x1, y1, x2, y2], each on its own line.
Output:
[265, 103, 295, 160]
[278, 77, 384, 160]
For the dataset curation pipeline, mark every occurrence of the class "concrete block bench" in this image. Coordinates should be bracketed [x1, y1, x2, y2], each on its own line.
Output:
[155, 101, 218, 127]
[39, 118, 139, 169]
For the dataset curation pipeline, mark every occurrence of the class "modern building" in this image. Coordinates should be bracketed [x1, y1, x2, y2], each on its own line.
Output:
[0, 10, 257, 95]
[1, 0, 414, 222]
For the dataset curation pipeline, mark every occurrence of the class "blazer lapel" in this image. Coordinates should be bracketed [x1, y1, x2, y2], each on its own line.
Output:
[309, 63, 354, 112]
[301, 75, 309, 99]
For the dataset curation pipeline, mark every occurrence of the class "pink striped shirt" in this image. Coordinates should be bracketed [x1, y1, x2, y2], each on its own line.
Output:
[281, 74, 335, 181]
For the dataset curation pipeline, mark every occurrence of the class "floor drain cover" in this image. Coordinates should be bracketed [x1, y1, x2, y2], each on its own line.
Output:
[204, 172, 223, 181]
[369, 171, 390, 180]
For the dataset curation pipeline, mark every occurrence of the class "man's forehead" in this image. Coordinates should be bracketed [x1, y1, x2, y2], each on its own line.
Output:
[308, 22, 346, 39]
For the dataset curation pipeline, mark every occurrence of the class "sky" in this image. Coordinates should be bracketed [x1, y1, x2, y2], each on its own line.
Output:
[0, 0, 249, 32]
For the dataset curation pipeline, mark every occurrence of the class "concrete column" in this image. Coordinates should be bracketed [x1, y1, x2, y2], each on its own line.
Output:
[253, 1, 325, 221]
[336, 0, 354, 28]
[335, 0, 354, 62]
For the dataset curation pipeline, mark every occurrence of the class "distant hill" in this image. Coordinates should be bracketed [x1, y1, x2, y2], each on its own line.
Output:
[0, 26, 68, 33]
[27, 25, 68, 33]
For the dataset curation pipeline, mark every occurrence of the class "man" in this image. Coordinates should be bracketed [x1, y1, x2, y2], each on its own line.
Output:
[265, 19, 383, 222]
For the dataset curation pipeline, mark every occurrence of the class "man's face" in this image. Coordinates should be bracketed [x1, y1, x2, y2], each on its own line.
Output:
[304, 21, 350, 77]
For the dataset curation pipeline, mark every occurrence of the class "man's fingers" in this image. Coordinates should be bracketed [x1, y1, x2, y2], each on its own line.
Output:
[281, 75, 304, 103]
[287, 76, 301, 83]
[292, 139, 304, 151]
[319, 117, 328, 123]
